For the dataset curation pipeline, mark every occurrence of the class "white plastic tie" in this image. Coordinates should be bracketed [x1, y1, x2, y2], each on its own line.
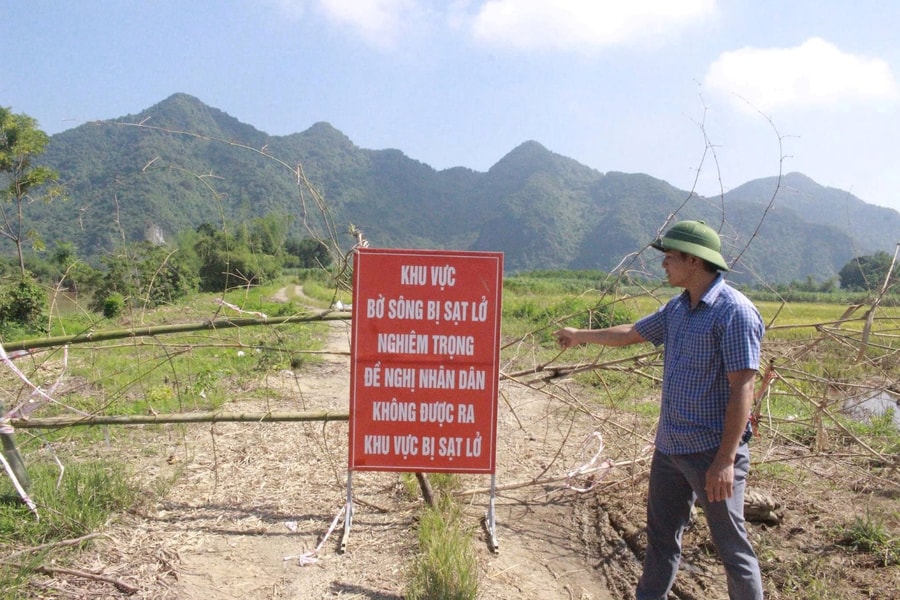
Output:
[284, 505, 346, 566]
[0, 451, 39, 519]
[214, 297, 268, 320]
[564, 431, 614, 493]
[3, 346, 80, 422]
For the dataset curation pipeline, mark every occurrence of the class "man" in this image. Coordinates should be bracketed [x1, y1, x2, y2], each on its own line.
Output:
[555, 220, 765, 600]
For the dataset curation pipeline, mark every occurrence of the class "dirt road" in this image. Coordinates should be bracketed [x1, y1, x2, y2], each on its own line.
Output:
[18, 287, 900, 599]
[74, 315, 622, 599]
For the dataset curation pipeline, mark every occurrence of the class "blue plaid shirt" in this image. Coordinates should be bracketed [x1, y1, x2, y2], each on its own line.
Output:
[634, 275, 764, 455]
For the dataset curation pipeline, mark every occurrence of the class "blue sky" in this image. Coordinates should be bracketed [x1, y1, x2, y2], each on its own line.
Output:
[4, 0, 900, 213]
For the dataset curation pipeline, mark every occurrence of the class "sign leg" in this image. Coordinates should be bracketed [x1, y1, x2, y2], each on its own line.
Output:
[340, 471, 353, 553]
[486, 473, 499, 553]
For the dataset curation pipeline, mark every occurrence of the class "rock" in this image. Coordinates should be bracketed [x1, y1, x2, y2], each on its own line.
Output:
[744, 489, 782, 525]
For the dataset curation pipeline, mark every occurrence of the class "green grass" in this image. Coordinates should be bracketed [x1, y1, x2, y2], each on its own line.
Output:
[0, 461, 137, 542]
[770, 554, 838, 599]
[843, 408, 900, 453]
[398, 473, 479, 600]
[835, 514, 900, 567]
[400, 472, 462, 500]
[406, 495, 479, 600]
[750, 459, 799, 482]
[300, 278, 352, 307]
[0, 460, 139, 598]
[3, 279, 330, 466]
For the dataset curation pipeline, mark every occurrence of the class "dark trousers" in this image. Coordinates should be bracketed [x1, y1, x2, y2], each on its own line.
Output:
[636, 445, 763, 600]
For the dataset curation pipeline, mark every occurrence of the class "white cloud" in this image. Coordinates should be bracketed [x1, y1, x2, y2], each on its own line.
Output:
[317, 0, 422, 48]
[705, 37, 899, 112]
[469, 0, 716, 51]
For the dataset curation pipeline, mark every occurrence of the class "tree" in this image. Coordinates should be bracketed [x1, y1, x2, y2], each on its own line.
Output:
[89, 242, 199, 313]
[286, 237, 333, 268]
[838, 251, 898, 291]
[248, 213, 293, 256]
[191, 224, 281, 292]
[0, 107, 64, 277]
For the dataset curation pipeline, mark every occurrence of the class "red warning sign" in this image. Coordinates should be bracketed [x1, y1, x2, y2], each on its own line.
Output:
[349, 248, 503, 473]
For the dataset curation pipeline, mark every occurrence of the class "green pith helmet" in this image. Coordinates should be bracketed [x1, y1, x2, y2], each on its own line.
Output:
[650, 220, 730, 271]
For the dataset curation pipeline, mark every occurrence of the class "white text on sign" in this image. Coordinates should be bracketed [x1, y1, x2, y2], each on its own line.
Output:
[400, 264, 457, 287]
[376, 333, 475, 355]
[366, 298, 489, 323]
[362, 433, 484, 458]
[371, 400, 476, 424]
[363, 366, 487, 390]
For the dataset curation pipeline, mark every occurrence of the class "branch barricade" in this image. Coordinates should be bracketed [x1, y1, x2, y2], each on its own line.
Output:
[1, 311, 351, 353]
[10, 410, 349, 429]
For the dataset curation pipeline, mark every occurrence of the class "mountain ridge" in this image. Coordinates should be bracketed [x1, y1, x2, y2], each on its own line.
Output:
[28, 93, 900, 285]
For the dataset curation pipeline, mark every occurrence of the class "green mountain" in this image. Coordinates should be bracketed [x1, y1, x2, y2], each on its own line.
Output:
[27, 93, 900, 284]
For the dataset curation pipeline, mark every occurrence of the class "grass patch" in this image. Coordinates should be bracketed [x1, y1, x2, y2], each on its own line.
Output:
[842, 409, 900, 454]
[750, 460, 799, 482]
[12, 282, 329, 434]
[0, 460, 139, 597]
[835, 514, 900, 567]
[406, 494, 479, 600]
[399, 472, 464, 502]
[769, 554, 838, 599]
[0, 461, 138, 543]
[294, 270, 352, 308]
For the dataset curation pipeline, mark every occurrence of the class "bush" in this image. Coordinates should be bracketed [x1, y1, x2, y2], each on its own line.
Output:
[102, 292, 125, 318]
[836, 514, 900, 567]
[0, 460, 137, 545]
[89, 242, 199, 313]
[198, 248, 280, 292]
[0, 277, 48, 335]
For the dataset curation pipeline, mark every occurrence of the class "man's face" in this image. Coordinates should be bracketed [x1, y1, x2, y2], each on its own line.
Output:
[662, 250, 692, 287]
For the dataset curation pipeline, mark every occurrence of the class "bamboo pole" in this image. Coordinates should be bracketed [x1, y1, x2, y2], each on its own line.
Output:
[10, 410, 349, 429]
[1, 432, 31, 489]
[1, 401, 32, 492]
[1, 311, 351, 353]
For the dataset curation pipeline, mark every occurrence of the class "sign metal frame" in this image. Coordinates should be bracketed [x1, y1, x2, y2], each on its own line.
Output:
[343, 247, 503, 552]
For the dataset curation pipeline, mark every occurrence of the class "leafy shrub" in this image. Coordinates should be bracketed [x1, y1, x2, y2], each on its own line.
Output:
[89, 241, 198, 312]
[0, 277, 48, 335]
[284, 237, 333, 268]
[197, 247, 280, 292]
[839, 251, 899, 292]
[102, 292, 125, 318]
